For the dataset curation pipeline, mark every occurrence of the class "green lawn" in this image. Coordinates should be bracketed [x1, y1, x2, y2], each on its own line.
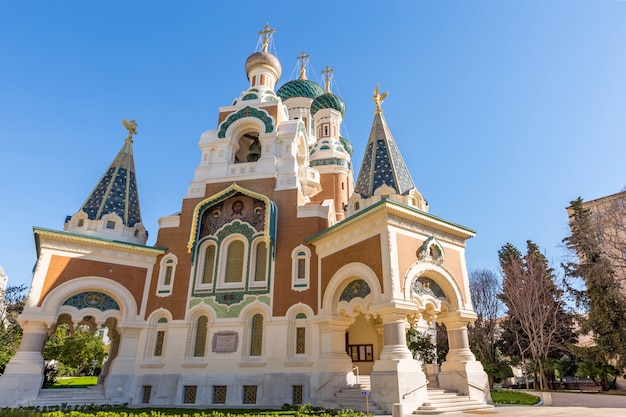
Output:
[491, 389, 540, 405]
[49, 376, 98, 388]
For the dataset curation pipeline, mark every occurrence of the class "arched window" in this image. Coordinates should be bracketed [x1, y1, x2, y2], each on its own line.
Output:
[193, 316, 208, 357]
[295, 313, 306, 355]
[291, 246, 311, 291]
[250, 314, 263, 356]
[252, 241, 268, 285]
[154, 317, 168, 357]
[225, 240, 245, 283]
[157, 255, 177, 296]
[202, 245, 216, 285]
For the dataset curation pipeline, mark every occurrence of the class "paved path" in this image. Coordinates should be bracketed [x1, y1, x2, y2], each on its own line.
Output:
[409, 392, 626, 416]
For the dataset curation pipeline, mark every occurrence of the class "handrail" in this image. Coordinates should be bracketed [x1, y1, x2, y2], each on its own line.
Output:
[451, 370, 487, 393]
[402, 380, 430, 399]
[316, 366, 360, 393]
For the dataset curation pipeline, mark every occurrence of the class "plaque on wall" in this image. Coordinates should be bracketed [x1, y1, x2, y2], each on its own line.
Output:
[212, 331, 239, 353]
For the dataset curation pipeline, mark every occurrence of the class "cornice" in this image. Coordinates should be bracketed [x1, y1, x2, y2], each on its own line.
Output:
[33, 227, 166, 258]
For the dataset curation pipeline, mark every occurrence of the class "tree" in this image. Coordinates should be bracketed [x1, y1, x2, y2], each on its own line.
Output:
[499, 241, 572, 391]
[0, 284, 27, 374]
[406, 327, 437, 364]
[563, 197, 626, 390]
[44, 324, 108, 376]
[468, 269, 510, 387]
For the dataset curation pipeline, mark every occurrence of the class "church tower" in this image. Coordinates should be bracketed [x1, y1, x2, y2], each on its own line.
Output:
[64, 119, 148, 245]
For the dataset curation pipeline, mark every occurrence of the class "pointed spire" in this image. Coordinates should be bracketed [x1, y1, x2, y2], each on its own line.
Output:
[79, 119, 143, 227]
[297, 50, 310, 80]
[354, 89, 416, 198]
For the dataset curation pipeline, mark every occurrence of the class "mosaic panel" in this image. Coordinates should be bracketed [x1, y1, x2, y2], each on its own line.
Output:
[62, 291, 120, 311]
[191, 294, 270, 319]
[217, 106, 274, 138]
[339, 279, 371, 302]
[200, 195, 266, 239]
[413, 277, 446, 299]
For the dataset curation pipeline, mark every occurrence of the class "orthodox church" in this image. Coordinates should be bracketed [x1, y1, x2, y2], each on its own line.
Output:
[0, 26, 490, 413]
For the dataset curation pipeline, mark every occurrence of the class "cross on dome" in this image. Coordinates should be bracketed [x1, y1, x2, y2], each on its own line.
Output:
[258, 24, 275, 52]
[321, 66, 334, 93]
[297, 50, 310, 80]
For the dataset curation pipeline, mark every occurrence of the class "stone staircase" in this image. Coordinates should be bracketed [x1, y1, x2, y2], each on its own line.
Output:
[317, 375, 386, 415]
[27, 385, 126, 408]
[413, 388, 494, 415]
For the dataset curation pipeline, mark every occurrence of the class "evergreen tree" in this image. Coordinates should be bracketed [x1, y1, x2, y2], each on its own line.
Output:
[563, 197, 626, 390]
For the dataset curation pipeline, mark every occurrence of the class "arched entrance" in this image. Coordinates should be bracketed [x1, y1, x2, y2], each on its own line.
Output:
[0, 277, 138, 405]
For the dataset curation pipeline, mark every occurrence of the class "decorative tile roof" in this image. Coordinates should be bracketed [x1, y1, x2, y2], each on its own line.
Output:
[277, 79, 324, 101]
[354, 111, 416, 198]
[79, 138, 142, 227]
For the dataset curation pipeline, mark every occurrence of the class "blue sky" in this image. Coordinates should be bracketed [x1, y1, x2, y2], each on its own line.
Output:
[2, 1, 626, 288]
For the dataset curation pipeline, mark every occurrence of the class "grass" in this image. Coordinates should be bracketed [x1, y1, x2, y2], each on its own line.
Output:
[491, 389, 540, 405]
[49, 376, 98, 388]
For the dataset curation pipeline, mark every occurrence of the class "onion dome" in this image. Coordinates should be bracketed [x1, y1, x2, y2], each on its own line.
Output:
[245, 51, 282, 80]
[339, 136, 353, 156]
[311, 93, 346, 118]
[277, 79, 324, 101]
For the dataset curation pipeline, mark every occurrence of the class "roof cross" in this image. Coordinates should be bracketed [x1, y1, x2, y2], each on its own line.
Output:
[321, 65, 334, 93]
[258, 24, 275, 52]
[297, 50, 310, 80]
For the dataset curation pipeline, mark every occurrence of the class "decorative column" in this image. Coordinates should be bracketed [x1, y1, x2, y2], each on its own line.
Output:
[438, 312, 491, 403]
[371, 311, 428, 413]
[316, 318, 355, 398]
[103, 325, 142, 402]
[0, 321, 50, 406]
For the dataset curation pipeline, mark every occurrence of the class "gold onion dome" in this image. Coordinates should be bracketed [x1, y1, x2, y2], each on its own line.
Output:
[245, 51, 282, 80]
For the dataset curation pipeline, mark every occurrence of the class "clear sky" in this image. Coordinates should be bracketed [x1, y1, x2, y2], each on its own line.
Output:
[2, 1, 626, 289]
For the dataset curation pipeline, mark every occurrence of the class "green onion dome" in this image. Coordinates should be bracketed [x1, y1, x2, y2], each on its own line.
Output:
[311, 93, 346, 118]
[277, 79, 324, 101]
[245, 51, 282, 79]
[339, 136, 353, 156]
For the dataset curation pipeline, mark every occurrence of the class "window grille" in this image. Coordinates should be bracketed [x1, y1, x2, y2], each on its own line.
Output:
[243, 385, 257, 404]
[183, 386, 197, 404]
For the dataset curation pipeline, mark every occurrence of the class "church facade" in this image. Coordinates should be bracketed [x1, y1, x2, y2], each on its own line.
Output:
[0, 27, 490, 412]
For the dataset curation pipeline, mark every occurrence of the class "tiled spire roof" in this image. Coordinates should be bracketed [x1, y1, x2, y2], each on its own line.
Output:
[354, 109, 416, 198]
[79, 126, 142, 227]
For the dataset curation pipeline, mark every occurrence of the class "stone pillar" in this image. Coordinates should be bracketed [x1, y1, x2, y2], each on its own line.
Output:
[103, 326, 141, 402]
[99, 327, 120, 383]
[316, 319, 355, 398]
[438, 313, 491, 404]
[0, 321, 49, 407]
[371, 313, 428, 413]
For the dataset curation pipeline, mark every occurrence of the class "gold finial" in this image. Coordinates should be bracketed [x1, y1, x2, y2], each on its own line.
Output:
[321, 66, 334, 93]
[122, 118, 138, 143]
[297, 50, 310, 80]
[258, 23, 275, 52]
[373, 85, 388, 114]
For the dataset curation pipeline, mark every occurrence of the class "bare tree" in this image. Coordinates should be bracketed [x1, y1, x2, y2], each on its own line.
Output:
[499, 241, 570, 391]
[468, 269, 508, 387]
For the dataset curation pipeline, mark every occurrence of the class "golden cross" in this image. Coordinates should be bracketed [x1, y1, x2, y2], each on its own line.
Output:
[321, 66, 334, 93]
[258, 24, 275, 52]
[297, 50, 310, 80]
